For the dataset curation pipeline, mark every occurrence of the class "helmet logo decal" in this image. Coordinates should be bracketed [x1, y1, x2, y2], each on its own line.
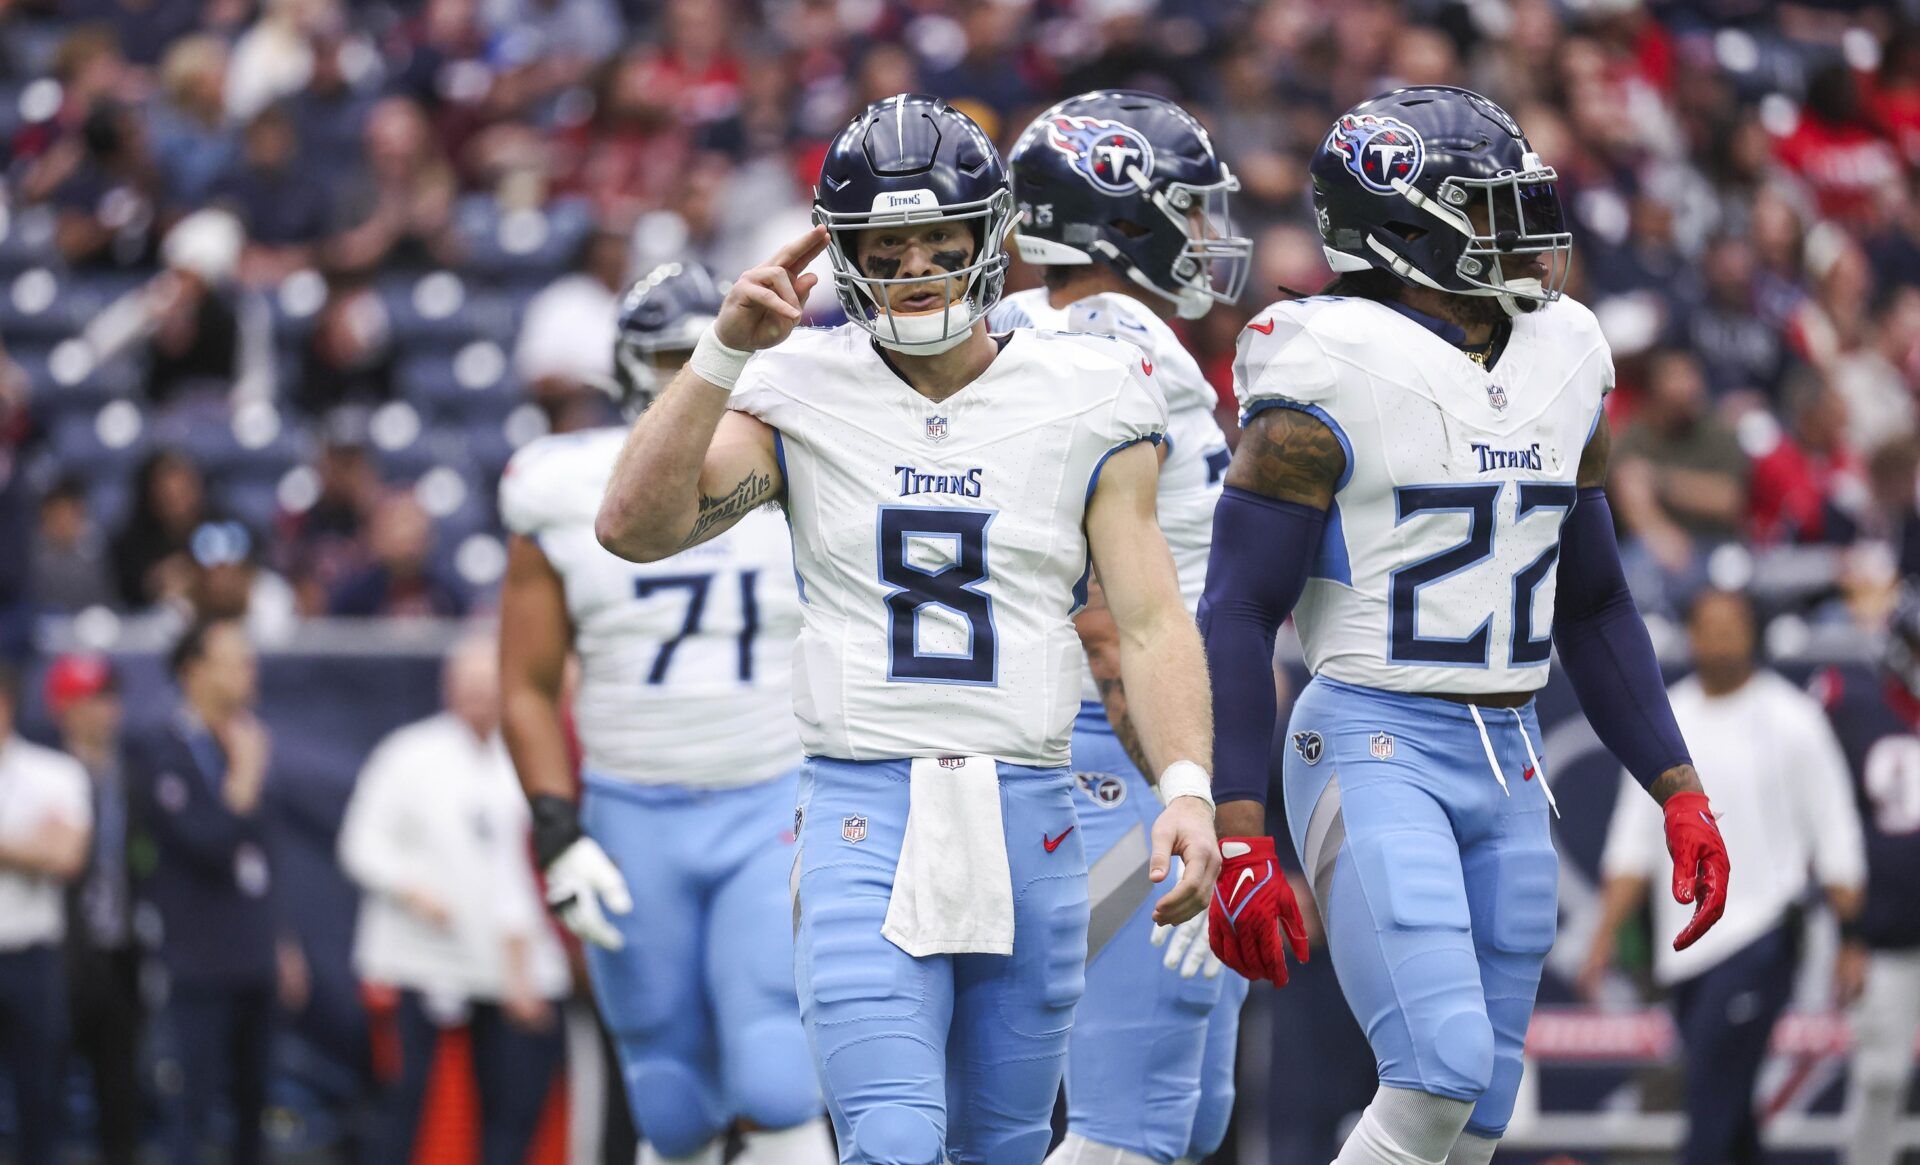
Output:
[1042, 115, 1155, 195]
[1326, 113, 1424, 194]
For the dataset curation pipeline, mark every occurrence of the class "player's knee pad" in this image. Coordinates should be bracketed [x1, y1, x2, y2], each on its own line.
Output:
[728, 1017, 822, 1131]
[1186, 1084, 1234, 1161]
[618, 1055, 725, 1159]
[847, 1105, 943, 1165]
[1405, 1007, 1494, 1102]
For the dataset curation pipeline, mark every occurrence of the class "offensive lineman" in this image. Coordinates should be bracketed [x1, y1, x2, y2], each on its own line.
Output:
[498, 263, 833, 1165]
[593, 95, 1220, 1165]
[989, 90, 1254, 1165]
[1198, 87, 1733, 1165]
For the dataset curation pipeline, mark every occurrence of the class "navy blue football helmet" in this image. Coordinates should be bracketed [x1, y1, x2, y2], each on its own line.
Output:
[611, 261, 725, 413]
[1009, 90, 1250, 319]
[813, 94, 1016, 353]
[1311, 86, 1571, 316]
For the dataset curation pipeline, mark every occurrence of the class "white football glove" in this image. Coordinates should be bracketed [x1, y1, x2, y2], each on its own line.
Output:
[544, 836, 633, 951]
[1151, 910, 1223, 979]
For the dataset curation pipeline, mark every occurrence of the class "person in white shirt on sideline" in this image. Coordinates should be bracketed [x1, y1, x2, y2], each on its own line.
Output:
[1582, 588, 1868, 1165]
[339, 634, 570, 1165]
[0, 666, 92, 1165]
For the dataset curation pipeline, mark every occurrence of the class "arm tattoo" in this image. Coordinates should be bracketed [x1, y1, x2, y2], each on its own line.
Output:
[1576, 414, 1611, 489]
[1650, 763, 1704, 805]
[1095, 675, 1155, 780]
[1223, 407, 1346, 508]
[679, 469, 774, 549]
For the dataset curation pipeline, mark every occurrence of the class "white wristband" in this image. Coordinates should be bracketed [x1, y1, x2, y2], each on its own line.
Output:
[1156, 760, 1214, 811]
[689, 327, 753, 392]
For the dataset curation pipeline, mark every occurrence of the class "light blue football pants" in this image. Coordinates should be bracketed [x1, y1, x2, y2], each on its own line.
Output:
[582, 771, 821, 1156]
[1067, 704, 1250, 1162]
[792, 756, 1089, 1165]
[1282, 677, 1559, 1139]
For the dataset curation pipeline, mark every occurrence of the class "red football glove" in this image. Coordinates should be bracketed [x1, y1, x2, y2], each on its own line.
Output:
[1208, 836, 1310, 985]
[1664, 791, 1730, 951]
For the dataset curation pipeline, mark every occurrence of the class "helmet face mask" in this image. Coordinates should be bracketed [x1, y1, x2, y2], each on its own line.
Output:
[1010, 91, 1251, 320]
[1314, 87, 1573, 319]
[814, 189, 1016, 354]
[814, 95, 1016, 355]
[1140, 174, 1251, 318]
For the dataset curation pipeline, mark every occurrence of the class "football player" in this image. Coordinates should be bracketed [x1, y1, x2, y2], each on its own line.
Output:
[989, 90, 1258, 1165]
[1198, 87, 1733, 1165]
[593, 94, 1220, 1165]
[498, 262, 833, 1165]
[1817, 591, 1920, 1165]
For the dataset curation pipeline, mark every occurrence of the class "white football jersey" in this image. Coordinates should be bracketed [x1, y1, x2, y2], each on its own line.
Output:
[730, 323, 1168, 765]
[1234, 295, 1613, 695]
[500, 428, 803, 787]
[992, 288, 1230, 613]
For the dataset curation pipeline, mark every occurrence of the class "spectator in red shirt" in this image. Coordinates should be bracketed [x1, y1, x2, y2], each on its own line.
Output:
[1748, 373, 1865, 546]
[1776, 64, 1902, 226]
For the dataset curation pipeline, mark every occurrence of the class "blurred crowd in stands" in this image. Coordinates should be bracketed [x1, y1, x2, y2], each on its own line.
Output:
[0, 0, 1914, 645]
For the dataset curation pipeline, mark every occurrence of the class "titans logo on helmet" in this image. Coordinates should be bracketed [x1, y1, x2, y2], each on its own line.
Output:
[1042, 114, 1156, 196]
[1326, 113, 1425, 194]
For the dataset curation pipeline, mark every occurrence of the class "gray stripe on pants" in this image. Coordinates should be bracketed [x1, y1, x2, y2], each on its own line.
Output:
[1086, 823, 1151, 961]
[1301, 774, 1345, 908]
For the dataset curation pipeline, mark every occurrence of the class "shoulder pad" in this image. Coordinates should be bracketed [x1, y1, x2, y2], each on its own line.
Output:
[1234, 298, 1341, 411]
[499, 428, 622, 536]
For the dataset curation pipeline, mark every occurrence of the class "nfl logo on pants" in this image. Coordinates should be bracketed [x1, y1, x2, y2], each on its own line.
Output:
[842, 815, 868, 843]
[1369, 732, 1395, 760]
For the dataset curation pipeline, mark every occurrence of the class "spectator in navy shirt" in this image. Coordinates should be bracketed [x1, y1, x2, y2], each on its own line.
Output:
[131, 617, 303, 1165]
[328, 491, 467, 618]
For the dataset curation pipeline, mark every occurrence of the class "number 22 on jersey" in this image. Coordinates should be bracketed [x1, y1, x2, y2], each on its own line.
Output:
[1389, 481, 1577, 668]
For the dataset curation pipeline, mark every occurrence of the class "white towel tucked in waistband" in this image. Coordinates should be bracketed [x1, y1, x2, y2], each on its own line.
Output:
[881, 756, 1013, 957]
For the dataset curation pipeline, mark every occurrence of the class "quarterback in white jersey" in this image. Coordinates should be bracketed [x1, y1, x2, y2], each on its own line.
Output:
[1198, 87, 1731, 1165]
[593, 95, 1220, 1165]
[499, 263, 832, 1165]
[990, 90, 1250, 1165]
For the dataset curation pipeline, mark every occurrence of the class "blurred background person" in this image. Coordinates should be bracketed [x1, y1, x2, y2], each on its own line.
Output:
[50, 653, 144, 1165]
[327, 490, 468, 618]
[32, 475, 117, 615]
[0, 666, 93, 1165]
[132, 617, 297, 1165]
[1818, 592, 1920, 1165]
[1611, 350, 1751, 615]
[1582, 589, 1868, 1165]
[338, 634, 567, 1165]
[110, 450, 210, 612]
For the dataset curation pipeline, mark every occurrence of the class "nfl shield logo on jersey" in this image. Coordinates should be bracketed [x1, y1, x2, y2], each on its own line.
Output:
[1486, 383, 1509, 411]
[1369, 732, 1396, 760]
[925, 415, 950, 443]
[842, 815, 868, 843]
[938, 756, 965, 770]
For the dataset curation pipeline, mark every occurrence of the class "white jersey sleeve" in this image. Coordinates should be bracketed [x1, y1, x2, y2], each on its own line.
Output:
[499, 428, 803, 788]
[732, 323, 1166, 765]
[1236, 295, 1612, 695]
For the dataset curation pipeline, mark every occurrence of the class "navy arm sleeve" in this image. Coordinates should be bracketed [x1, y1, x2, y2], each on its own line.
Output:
[1198, 487, 1326, 806]
[1551, 487, 1692, 789]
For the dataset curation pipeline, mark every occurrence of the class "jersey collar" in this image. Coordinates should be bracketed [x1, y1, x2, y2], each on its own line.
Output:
[1382, 299, 1466, 345]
